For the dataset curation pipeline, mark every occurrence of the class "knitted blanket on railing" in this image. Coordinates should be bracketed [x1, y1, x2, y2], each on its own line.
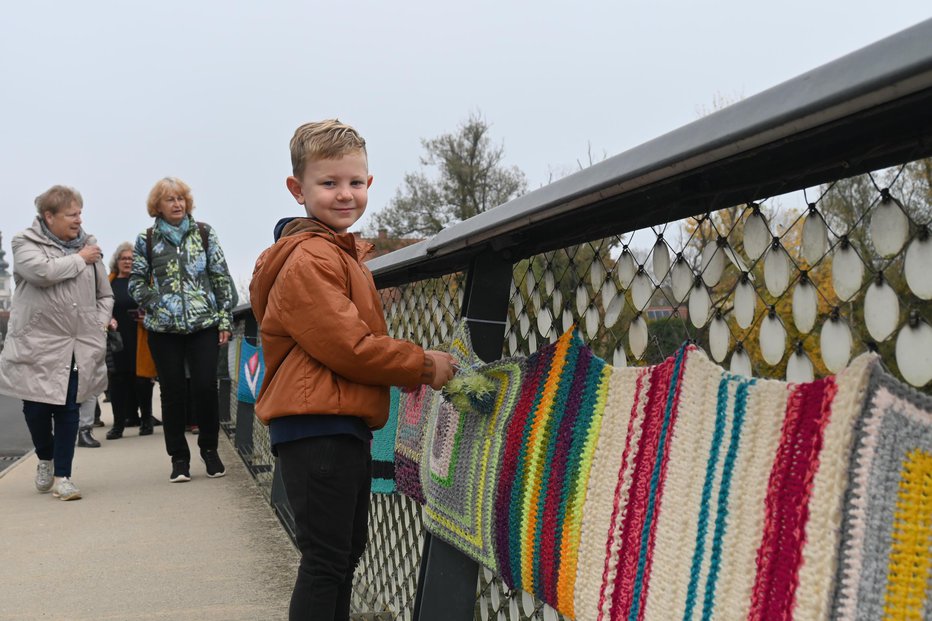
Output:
[395, 323, 932, 620]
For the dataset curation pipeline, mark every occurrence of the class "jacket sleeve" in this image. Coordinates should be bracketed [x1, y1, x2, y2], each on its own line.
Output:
[12, 234, 85, 288]
[277, 249, 427, 387]
[94, 260, 114, 328]
[127, 234, 158, 309]
[205, 226, 235, 332]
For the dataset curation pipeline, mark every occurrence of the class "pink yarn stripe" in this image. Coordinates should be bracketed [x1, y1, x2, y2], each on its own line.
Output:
[611, 360, 675, 618]
[748, 378, 837, 621]
[596, 370, 648, 621]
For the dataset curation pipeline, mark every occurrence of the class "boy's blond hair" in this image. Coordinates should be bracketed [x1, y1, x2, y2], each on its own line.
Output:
[290, 119, 367, 177]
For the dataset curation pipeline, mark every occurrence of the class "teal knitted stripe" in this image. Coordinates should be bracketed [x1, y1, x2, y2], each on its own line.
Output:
[683, 375, 732, 621]
[701, 378, 754, 620]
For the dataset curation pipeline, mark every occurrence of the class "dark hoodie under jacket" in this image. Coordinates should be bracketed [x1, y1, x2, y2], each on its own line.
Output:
[249, 218, 431, 429]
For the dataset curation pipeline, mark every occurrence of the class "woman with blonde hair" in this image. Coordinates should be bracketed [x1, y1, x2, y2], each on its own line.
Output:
[129, 177, 236, 482]
[105, 242, 158, 439]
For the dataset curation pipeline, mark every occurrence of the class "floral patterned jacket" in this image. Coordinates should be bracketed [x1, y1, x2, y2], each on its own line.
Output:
[128, 216, 236, 334]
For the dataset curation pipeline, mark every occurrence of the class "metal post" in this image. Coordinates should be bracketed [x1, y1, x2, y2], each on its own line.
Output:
[413, 250, 513, 621]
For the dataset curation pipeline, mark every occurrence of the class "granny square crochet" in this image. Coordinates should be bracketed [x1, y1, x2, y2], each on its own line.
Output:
[832, 366, 932, 621]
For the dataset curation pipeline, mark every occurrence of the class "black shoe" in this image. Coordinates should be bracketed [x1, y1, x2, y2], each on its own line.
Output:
[106, 428, 123, 440]
[77, 427, 101, 448]
[201, 450, 226, 478]
[152, 418, 163, 427]
[125, 419, 140, 427]
[139, 422, 154, 436]
[170, 460, 191, 483]
[93, 417, 105, 428]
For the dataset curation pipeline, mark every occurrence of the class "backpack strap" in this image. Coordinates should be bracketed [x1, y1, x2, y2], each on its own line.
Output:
[146, 227, 154, 283]
[197, 222, 210, 256]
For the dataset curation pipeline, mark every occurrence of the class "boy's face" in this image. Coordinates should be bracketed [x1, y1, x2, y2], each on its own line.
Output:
[286, 152, 373, 234]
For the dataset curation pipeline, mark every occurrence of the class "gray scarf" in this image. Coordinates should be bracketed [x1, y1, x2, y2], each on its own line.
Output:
[38, 216, 87, 254]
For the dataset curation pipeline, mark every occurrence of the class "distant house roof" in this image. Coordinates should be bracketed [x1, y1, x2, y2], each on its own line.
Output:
[356, 229, 423, 260]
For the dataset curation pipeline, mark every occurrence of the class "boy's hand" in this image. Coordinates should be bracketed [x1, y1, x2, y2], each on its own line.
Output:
[425, 350, 456, 390]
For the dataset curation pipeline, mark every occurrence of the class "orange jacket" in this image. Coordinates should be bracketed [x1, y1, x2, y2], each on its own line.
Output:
[249, 218, 431, 428]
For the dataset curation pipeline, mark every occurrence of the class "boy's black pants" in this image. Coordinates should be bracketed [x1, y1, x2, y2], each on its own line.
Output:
[146, 327, 220, 461]
[277, 434, 371, 621]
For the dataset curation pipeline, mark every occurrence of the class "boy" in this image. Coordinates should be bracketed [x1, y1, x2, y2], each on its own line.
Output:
[250, 119, 456, 620]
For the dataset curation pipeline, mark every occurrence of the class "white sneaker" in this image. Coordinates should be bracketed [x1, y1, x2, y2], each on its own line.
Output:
[52, 477, 82, 501]
[35, 460, 54, 493]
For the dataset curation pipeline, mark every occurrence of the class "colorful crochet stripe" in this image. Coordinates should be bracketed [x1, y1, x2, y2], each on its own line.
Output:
[371, 387, 400, 494]
[493, 328, 611, 613]
[831, 366, 932, 621]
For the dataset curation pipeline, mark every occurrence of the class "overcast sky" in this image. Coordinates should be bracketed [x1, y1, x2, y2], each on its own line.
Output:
[1, 2, 929, 289]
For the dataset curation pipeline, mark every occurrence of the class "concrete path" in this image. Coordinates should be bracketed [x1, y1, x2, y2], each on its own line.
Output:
[0, 393, 298, 620]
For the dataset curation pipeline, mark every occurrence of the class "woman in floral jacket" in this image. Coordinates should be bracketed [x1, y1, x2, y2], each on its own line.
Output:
[129, 177, 236, 483]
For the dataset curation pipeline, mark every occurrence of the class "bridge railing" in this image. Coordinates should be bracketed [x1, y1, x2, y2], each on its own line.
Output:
[223, 18, 932, 621]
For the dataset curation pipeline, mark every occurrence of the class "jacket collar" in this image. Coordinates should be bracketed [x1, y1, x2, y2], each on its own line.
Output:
[279, 218, 374, 261]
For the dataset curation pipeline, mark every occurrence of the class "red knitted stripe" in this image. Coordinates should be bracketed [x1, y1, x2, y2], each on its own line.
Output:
[597, 369, 648, 621]
[749, 377, 837, 621]
[634, 356, 687, 621]
[611, 360, 674, 617]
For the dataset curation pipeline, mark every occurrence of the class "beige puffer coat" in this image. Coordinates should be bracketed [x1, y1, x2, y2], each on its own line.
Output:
[0, 218, 113, 405]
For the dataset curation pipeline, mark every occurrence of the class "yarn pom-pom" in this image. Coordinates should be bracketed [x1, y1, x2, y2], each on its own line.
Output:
[444, 371, 497, 416]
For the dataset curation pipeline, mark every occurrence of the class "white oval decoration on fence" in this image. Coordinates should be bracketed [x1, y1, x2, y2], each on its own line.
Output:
[869, 197, 909, 257]
[524, 270, 536, 298]
[760, 313, 787, 365]
[792, 279, 818, 334]
[735, 277, 756, 329]
[602, 277, 617, 310]
[543, 269, 555, 295]
[585, 305, 600, 340]
[519, 312, 530, 338]
[802, 209, 829, 265]
[522, 591, 535, 617]
[605, 293, 624, 328]
[617, 249, 637, 288]
[551, 288, 563, 315]
[537, 307, 553, 337]
[786, 350, 815, 383]
[821, 316, 853, 372]
[730, 348, 752, 377]
[700, 242, 725, 287]
[688, 281, 711, 328]
[631, 271, 653, 311]
[671, 257, 693, 303]
[562, 309, 574, 333]
[743, 209, 770, 261]
[575, 284, 588, 316]
[896, 320, 932, 387]
[613, 345, 627, 367]
[653, 239, 671, 281]
[905, 233, 932, 300]
[589, 258, 605, 289]
[764, 243, 791, 297]
[832, 243, 864, 302]
[629, 315, 648, 359]
[709, 315, 730, 363]
[863, 278, 899, 342]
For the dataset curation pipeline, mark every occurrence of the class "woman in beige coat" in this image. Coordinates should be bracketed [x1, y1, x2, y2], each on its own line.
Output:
[0, 185, 113, 501]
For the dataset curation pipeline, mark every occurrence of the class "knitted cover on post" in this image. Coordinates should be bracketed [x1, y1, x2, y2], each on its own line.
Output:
[831, 365, 932, 621]
[236, 340, 265, 404]
[371, 386, 400, 494]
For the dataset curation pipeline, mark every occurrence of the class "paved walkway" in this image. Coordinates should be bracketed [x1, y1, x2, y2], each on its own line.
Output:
[0, 392, 298, 620]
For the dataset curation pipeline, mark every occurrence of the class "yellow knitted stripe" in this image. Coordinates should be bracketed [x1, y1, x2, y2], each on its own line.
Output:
[883, 449, 932, 621]
[521, 330, 573, 593]
[556, 364, 612, 616]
